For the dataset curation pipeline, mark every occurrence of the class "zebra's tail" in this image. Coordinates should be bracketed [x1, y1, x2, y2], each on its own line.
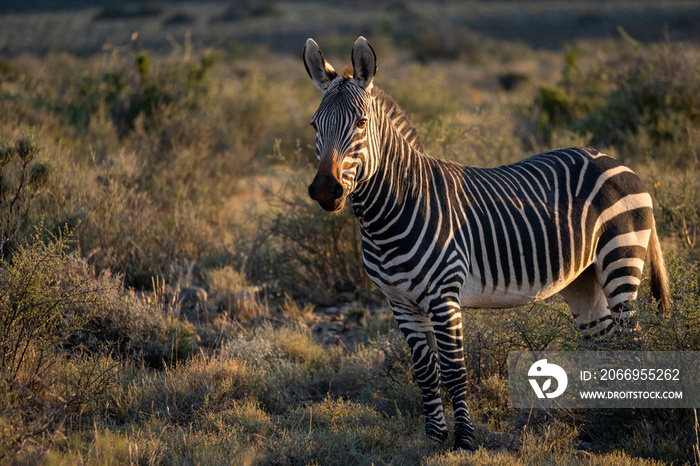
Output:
[648, 220, 671, 314]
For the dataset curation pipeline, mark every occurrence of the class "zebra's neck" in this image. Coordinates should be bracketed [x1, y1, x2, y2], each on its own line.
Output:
[372, 88, 426, 154]
[351, 88, 430, 229]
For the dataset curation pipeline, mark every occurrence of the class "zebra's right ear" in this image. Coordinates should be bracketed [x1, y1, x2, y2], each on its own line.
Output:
[303, 38, 337, 91]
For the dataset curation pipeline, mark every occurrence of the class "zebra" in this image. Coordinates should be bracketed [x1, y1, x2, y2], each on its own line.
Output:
[303, 36, 670, 450]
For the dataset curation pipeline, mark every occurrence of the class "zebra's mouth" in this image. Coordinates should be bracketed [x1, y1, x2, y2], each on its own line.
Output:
[314, 194, 347, 212]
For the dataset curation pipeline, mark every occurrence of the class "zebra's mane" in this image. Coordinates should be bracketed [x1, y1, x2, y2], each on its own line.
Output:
[372, 88, 426, 154]
[338, 68, 425, 153]
[370, 87, 428, 204]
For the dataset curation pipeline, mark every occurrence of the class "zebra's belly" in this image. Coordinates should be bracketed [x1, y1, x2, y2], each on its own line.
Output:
[460, 284, 555, 309]
[459, 273, 578, 309]
[367, 258, 580, 311]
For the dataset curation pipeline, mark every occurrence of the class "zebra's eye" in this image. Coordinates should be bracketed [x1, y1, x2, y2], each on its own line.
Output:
[310, 121, 318, 131]
[356, 118, 368, 129]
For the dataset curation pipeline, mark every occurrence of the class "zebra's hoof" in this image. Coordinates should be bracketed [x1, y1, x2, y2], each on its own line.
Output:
[453, 438, 475, 451]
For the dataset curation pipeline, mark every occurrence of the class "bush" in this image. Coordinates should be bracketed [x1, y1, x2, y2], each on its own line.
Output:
[75, 289, 200, 369]
[527, 41, 700, 168]
[651, 174, 700, 251]
[43, 48, 220, 138]
[0, 135, 49, 247]
[633, 252, 700, 350]
[0, 232, 110, 382]
[1, 47, 320, 289]
[219, 324, 338, 413]
[0, 232, 118, 460]
[247, 175, 373, 305]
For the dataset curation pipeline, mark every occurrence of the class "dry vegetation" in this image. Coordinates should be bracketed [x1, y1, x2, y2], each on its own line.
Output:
[1, 1, 700, 464]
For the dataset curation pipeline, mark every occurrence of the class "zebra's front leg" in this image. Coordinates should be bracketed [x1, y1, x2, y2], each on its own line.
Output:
[394, 310, 448, 445]
[431, 300, 475, 450]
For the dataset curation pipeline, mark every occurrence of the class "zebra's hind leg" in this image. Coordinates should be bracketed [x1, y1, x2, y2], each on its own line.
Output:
[560, 265, 616, 339]
[394, 309, 448, 445]
[430, 299, 475, 451]
[592, 226, 649, 333]
[596, 253, 644, 329]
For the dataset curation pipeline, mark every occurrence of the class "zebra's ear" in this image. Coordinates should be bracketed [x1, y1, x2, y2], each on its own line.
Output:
[352, 36, 376, 91]
[303, 38, 337, 91]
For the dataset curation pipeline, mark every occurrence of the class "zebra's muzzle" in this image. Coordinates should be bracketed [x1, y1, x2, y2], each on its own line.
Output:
[308, 173, 346, 212]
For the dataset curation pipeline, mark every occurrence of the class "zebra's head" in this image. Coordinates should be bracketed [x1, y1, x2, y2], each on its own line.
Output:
[303, 36, 377, 212]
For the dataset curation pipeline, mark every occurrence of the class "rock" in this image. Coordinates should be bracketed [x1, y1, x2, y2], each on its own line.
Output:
[178, 287, 210, 323]
[179, 286, 208, 304]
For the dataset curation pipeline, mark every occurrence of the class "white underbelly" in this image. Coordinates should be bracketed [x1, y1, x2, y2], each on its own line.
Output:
[459, 276, 573, 309]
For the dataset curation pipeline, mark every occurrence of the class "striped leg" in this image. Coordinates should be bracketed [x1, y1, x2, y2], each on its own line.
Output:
[595, 229, 649, 330]
[394, 306, 448, 444]
[598, 258, 644, 325]
[431, 298, 475, 450]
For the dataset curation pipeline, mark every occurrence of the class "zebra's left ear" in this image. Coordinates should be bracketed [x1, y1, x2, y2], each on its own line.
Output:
[352, 36, 376, 91]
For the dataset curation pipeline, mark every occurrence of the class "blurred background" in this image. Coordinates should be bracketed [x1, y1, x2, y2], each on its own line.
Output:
[2, 0, 700, 55]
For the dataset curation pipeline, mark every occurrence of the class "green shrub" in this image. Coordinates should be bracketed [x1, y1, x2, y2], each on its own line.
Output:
[45, 48, 220, 138]
[525, 41, 700, 166]
[71, 282, 200, 368]
[462, 300, 577, 390]
[532, 85, 590, 147]
[0, 353, 119, 464]
[576, 45, 700, 157]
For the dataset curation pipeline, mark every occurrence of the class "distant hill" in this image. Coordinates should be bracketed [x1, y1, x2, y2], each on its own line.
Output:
[0, 0, 699, 56]
[0, 0, 198, 13]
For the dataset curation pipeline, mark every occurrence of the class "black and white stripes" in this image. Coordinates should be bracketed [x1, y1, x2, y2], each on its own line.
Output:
[303, 36, 670, 450]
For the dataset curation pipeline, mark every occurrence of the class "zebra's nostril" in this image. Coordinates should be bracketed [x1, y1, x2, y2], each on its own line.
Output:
[333, 182, 344, 199]
[308, 184, 316, 199]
